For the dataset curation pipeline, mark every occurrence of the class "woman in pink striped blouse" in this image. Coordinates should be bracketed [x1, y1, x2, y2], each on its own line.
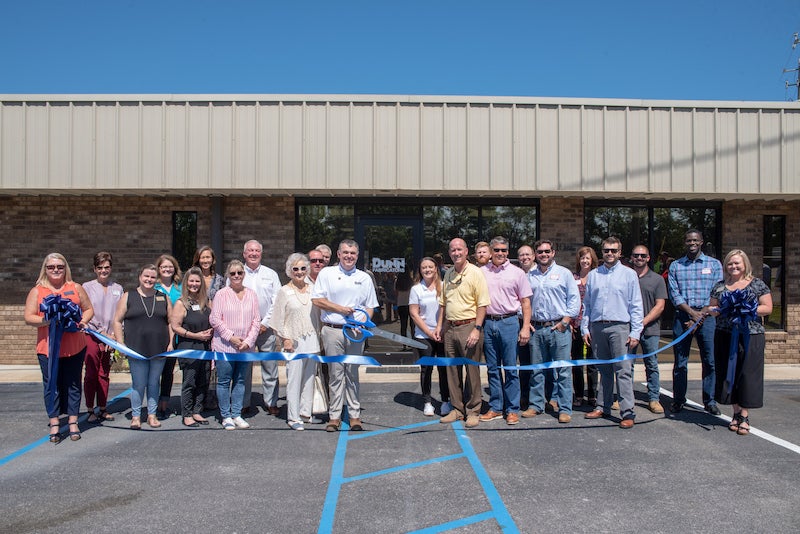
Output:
[209, 260, 261, 431]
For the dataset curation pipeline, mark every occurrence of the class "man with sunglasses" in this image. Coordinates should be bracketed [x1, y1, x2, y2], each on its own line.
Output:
[629, 245, 668, 414]
[667, 229, 723, 415]
[241, 239, 282, 417]
[312, 239, 379, 432]
[478, 237, 532, 425]
[581, 237, 643, 429]
[307, 249, 326, 283]
[522, 240, 580, 423]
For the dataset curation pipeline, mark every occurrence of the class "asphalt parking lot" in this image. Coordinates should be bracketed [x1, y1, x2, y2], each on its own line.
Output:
[1, 366, 799, 534]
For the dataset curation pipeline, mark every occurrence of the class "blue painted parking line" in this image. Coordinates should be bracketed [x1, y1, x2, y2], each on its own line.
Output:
[317, 418, 519, 533]
[0, 387, 132, 468]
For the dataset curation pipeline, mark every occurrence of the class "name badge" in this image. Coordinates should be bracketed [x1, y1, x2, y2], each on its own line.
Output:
[112, 290, 121, 297]
[549, 274, 560, 281]
[192, 304, 201, 311]
[64, 290, 75, 296]
[701, 268, 712, 275]
[355, 281, 363, 285]
[156, 296, 166, 302]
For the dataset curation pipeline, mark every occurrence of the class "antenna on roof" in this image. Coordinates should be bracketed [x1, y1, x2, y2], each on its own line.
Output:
[784, 33, 800, 101]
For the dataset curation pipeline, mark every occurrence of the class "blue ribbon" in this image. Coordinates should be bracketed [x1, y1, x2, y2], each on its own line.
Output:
[40, 294, 82, 415]
[86, 329, 382, 367]
[714, 289, 758, 400]
[416, 319, 700, 370]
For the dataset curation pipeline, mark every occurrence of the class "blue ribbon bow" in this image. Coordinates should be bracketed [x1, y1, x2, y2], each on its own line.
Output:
[40, 294, 83, 415]
[715, 288, 758, 400]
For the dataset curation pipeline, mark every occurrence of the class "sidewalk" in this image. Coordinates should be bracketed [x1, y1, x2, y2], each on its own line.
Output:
[2, 363, 800, 384]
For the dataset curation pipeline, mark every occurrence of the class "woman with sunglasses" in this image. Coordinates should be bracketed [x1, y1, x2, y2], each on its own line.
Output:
[24, 253, 94, 443]
[209, 260, 261, 430]
[113, 264, 173, 430]
[269, 253, 320, 430]
[154, 254, 183, 420]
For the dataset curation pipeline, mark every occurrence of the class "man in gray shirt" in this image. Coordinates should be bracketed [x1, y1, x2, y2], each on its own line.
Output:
[628, 245, 668, 414]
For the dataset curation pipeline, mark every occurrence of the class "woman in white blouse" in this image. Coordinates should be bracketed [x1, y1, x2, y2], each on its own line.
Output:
[269, 253, 320, 431]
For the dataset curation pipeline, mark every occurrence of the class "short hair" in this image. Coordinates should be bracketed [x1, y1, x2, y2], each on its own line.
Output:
[474, 241, 490, 251]
[533, 239, 556, 252]
[685, 229, 704, 240]
[723, 249, 753, 282]
[574, 247, 599, 272]
[338, 239, 359, 252]
[243, 240, 262, 252]
[315, 244, 332, 256]
[93, 251, 113, 268]
[601, 236, 621, 249]
[285, 253, 310, 278]
[225, 259, 245, 278]
[631, 244, 650, 255]
[489, 236, 508, 248]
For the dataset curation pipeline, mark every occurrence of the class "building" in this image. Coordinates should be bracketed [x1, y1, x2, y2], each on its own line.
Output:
[1, 94, 798, 364]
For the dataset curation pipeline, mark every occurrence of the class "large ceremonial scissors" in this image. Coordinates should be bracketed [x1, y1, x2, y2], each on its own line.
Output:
[343, 308, 428, 350]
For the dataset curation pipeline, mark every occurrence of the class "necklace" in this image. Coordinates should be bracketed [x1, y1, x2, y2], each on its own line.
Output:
[139, 290, 156, 318]
[291, 283, 310, 305]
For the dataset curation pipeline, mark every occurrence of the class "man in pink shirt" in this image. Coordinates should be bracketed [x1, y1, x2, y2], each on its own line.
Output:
[479, 236, 532, 425]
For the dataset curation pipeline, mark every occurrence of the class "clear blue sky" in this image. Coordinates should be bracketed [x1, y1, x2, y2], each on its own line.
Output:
[3, 1, 800, 102]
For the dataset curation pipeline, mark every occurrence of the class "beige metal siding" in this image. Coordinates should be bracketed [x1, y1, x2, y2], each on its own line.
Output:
[1, 95, 799, 199]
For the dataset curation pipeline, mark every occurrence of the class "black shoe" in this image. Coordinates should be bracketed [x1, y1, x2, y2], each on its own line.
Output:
[705, 404, 721, 416]
[670, 402, 684, 413]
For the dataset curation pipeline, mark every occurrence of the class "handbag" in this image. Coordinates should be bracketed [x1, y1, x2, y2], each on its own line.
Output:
[312, 367, 329, 415]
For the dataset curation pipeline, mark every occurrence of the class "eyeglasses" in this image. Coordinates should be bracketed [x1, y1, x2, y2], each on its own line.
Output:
[602, 248, 620, 254]
[631, 253, 648, 258]
[229, 270, 244, 276]
[310, 258, 326, 263]
[292, 266, 308, 272]
[492, 248, 508, 253]
[535, 249, 552, 254]
[46, 265, 65, 271]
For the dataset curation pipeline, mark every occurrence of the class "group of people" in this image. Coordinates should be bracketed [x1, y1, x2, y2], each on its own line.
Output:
[26, 228, 772, 441]
[422, 230, 772, 434]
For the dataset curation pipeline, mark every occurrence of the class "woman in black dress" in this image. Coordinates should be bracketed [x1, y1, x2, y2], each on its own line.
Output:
[705, 249, 772, 436]
[170, 267, 213, 427]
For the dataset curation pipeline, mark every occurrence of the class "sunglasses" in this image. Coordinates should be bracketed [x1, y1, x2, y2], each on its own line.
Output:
[310, 258, 326, 264]
[229, 270, 244, 276]
[602, 248, 620, 254]
[492, 248, 508, 253]
[292, 266, 308, 272]
[535, 249, 552, 254]
[46, 265, 66, 271]
[631, 253, 648, 258]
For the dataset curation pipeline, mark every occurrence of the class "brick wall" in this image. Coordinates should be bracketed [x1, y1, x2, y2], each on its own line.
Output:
[539, 197, 584, 262]
[0, 195, 295, 364]
[723, 200, 800, 364]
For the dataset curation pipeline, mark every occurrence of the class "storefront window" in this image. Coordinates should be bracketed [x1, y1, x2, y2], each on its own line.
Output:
[763, 215, 785, 330]
[172, 211, 197, 271]
[296, 204, 355, 253]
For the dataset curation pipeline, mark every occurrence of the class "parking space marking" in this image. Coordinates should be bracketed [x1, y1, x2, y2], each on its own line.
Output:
[318, 418, 519, 533]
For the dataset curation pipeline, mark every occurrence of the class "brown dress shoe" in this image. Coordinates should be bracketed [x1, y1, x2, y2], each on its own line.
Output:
[619, 418, 635, 429]
[349, 418, 363, 431]
[648, 401, 665, 414]
[326, 419, 341, 432]
[267, 406, 280, 416]
[558, 413, 572, 424]
[506, 412, 520, 425]
[440, 410, 464, 424]
[584, 409, 605, 419]
[520, 408, 540, 418]
[547, 400, 559, 412]
[479, 410, 503, 422]
[465, 414, 480, 428]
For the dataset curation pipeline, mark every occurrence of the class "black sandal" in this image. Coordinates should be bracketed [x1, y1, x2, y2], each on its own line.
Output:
[87, 409, 100, 424]
[99, 410, 115, 421]
[737, 415, 750, 436]
[48, 423, 62, 444]
[728, 412, 742, 432]
[68, 422, 81, 441]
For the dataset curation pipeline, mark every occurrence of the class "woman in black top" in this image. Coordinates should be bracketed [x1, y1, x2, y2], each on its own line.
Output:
[170, 267, 213, 427]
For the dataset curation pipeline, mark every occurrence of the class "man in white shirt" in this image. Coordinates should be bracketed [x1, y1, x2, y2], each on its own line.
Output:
[312, 239, 379, 432]
[241, 240, 281, 416]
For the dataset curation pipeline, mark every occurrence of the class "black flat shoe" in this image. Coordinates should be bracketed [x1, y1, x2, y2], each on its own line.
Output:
[192, 417, 210, 425]
[182, 419, 200, 428]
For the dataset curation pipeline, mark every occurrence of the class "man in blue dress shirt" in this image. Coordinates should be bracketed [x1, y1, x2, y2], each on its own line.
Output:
[581, 237, 644, 429]
[667, 229, 723, 415]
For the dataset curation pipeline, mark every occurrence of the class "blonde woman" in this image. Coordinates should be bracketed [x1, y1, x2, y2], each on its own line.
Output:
[24, 253, 94, 443]
[154, 254, 183, 419]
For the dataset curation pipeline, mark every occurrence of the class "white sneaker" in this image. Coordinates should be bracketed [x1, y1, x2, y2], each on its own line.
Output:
[233, 416, 250, 429]
[222, 417, 235, 430]
[423, 402, 435, 416]
[288, 421, 305, 431]
[440, 401, 452, 416]
[301, 416, 323, 424]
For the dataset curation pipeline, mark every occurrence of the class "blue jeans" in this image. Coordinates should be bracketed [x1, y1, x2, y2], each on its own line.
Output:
[129, 357, 166, 417]
[629, 334, 661, 402]
[216, 360, 248, 419]
[483, 316, 521, 414]
[529, 326, 573, 415]
[672, 311, 716, 406]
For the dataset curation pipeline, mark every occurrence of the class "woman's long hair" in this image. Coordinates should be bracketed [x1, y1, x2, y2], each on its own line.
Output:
[418, 257, 442, 298]
[574, 246, 599, 274]
[155, 254, 183, 284]
[180, 267, 209, 310]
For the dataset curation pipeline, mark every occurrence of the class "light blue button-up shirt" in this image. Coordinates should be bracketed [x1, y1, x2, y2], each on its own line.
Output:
[527, 262, 580, 322]
[580, 261, 644, 339]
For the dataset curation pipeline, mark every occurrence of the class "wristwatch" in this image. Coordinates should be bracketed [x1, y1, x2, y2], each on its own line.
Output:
[474, 324, 483, 331]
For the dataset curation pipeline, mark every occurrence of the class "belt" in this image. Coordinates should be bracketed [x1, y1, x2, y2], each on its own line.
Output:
[486, 312, 517, 321]
[448, 318, 475, 327]
[591, 320, 626, 325]
[532, 319, 561, 327]
[323, 322, 344, 329]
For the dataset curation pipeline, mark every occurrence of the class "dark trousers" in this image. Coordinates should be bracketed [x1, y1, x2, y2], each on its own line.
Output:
[416, 338, 450, 403]
[180, 359, 209, 417]
[571, 330, 598, 400]
[159, 357, 176, 403]
[38, 349, 85, 418]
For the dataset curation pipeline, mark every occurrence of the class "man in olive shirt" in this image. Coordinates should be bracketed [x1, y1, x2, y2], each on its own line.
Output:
[435, 238, 491, 428]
